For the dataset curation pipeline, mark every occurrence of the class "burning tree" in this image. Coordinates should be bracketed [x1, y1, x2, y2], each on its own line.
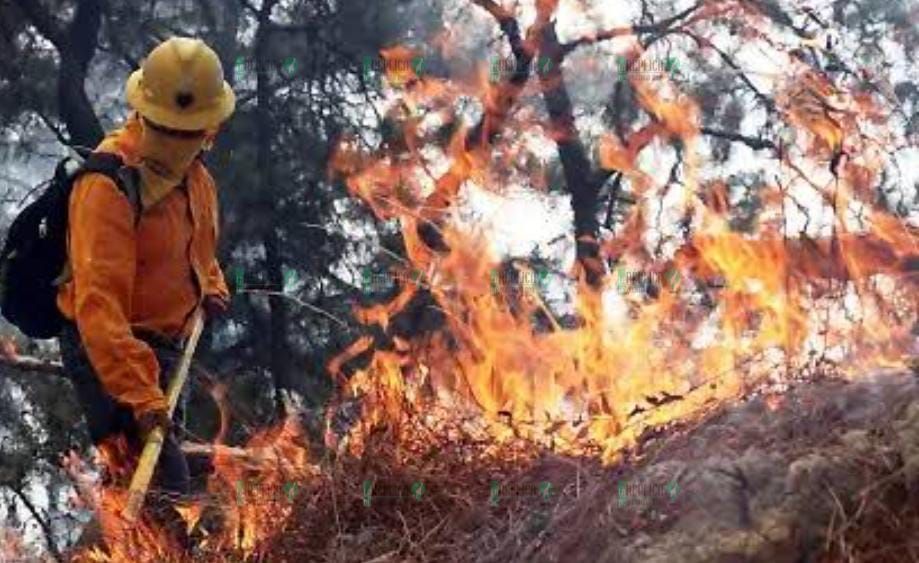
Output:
[327, 0, 916, 459]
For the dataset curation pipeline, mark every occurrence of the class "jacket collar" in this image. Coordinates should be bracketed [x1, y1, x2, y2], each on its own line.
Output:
[98, 113, 203, 209]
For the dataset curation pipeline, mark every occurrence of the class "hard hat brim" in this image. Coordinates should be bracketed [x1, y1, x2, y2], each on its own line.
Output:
[126, 69, 236, 131]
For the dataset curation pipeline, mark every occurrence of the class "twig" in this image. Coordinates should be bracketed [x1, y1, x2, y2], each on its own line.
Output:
[328, 466, 343, 543]
[418, 515, 448, 547]
[700, 127, 778, 152]
[396, 509, 420, 556]
[238, 288, 349, 328]
[559, 3, 703, 56]
[824, 485, 849, 555]
[0, 354, 64, 375]
[361, 550, 398, 563]
[179, 442, 318, 477]
[6, 485, 64, 562]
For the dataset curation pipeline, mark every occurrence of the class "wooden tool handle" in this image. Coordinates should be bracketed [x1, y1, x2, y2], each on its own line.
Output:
[123, 310, 205, 523]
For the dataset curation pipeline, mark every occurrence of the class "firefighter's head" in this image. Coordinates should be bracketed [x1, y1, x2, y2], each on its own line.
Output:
[126, 37, 235, 186]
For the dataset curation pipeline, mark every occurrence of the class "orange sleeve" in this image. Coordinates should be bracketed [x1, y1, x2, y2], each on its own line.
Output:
[202, 168, 229, 301]
[206, 257, 230, 301]
[68, 174, 167, 416]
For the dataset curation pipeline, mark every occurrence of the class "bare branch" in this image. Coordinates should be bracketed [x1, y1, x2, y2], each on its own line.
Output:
[682, 30, 775, 112]
[560, 3, 702, 57]
[5, 485, 63, 562]
[238, 289, 350, 329]
[414, 0, 543, 251]
[33, 110, 72, 147]
[466, 0, 533, 147]
[180, 442, 320, 476]
[237, 0, 260, 16]
[700, 127, 778, 152]
[0, 354, 64, 376]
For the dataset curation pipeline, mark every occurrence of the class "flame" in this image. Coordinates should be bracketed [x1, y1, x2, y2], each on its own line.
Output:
[61, 414, 318, 561]
[378, 46, 424, 87]
[778, 66, 848, 154]
[324, 20, 915, 469]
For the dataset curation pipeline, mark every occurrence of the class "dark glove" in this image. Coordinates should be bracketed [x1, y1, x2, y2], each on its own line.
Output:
[203, 294, 228, 319]
[136, 408, 172, 441]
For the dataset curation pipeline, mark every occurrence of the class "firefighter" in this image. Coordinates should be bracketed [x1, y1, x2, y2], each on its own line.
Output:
[56, 37, 234, 543]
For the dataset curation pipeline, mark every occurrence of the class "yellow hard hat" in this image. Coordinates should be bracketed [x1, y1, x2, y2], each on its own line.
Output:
[126, 37, 235, 131]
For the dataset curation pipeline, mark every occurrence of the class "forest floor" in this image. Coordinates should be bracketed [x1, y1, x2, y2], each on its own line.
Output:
[55, 365, 919, 562]
[257, 367, 919, 562]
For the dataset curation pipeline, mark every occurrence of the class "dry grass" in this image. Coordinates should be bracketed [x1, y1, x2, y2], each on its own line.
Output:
[821, 440, 919, 562]
[262, 418, 584, 562]
[69, 370, 919, 562]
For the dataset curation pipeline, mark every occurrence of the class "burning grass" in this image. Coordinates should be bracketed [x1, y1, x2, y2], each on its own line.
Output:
[64, 367, 919, 562]
[67, 400, 597, 561]
[269, 428, 558, 561]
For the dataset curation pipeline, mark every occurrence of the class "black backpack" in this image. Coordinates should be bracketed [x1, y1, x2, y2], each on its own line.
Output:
[0, 152, 141, 339]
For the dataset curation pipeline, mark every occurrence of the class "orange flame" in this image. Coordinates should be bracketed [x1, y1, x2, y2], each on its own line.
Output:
[325, 22, 916, 469]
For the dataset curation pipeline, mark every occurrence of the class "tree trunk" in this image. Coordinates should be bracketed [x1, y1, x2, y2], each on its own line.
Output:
[58, 0, 104, 148]
[13, 0, 104, 147]
[253, 0, 292, 417]
[538, 23, 604, 288]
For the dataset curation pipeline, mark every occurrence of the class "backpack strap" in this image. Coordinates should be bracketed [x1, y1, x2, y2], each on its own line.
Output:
[80, 153, 143, 226]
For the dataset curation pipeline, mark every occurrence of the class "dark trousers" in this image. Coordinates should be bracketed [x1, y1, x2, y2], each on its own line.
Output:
[60, 321, 191, 544]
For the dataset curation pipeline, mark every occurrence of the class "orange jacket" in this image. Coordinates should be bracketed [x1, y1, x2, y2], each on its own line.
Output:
[57, 116, 228, 416]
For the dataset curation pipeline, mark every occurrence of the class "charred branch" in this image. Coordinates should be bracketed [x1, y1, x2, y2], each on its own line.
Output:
[700, 127, 778, 152]
[682, 30, 776, 113]
[416, 0, 539, 252]
[467, 0, 533, 147]
[5, 484, 63, 562]
[559, 3, 703, 57]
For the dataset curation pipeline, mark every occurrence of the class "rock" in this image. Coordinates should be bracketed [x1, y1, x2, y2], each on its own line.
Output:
[500, 371, 919, 563]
